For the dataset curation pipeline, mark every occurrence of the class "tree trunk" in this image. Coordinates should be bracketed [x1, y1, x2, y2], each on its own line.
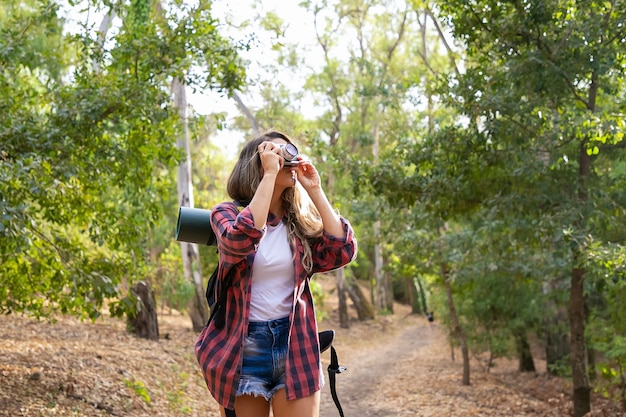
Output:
[544, 307, 571, 375]
[373, 220, 386, 312]
[336, 268, 350, 328]
[172, 78, 208, 332]
[231, 91, 260, 134]
[570, 264, 590, 417]
[128, 281, 159, 341]
[92, 8, 116, 74]
[384, 270, 394, 312]
[442, 263, 470, 385]
[345, 277, 375, 321]
[416, 276, 428, 314]
[372, 113, 391, 313]
[407, 276, 421, 314]
[569, 70, 595, 413]
[515, 331, 536, 372]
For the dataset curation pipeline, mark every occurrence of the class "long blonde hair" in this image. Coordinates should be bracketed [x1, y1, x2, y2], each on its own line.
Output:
[227, 130, 323, 272]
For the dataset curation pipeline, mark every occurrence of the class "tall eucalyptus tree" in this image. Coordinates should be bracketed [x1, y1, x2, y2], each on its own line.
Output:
[304, 0, 423, 319]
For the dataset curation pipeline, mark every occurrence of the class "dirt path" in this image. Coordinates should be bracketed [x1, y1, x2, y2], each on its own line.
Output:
[319, 317, 435, 417]
[1, 302, 622, 416]
[316, 307, 621, 417]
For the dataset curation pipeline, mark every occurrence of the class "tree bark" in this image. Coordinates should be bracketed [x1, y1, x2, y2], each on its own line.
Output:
[231, 91, 261, 135]
[345, 277, 375, 321]
[373, 220, 386, 311]
[92, 7, 116, 74]
[335, 268, 350, 328]
[372, 109, 392, 312]
[515, 331, 536, 372]
[128, 281, 159, 341]
[442, 263, 470, 385]
[570, 264, 590, 417]
[172, 78, 208, 332]
[384, 270, 394, 313]
[568, 71, 596, 416]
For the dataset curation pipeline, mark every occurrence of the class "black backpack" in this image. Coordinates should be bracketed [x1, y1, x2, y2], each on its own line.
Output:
[176, 204, 346, 417]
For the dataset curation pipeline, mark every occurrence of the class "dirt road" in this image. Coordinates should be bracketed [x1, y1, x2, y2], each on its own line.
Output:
[316, 308, 620, 417]
[320, 316, 432, 417]
[1, 302, 622, 416]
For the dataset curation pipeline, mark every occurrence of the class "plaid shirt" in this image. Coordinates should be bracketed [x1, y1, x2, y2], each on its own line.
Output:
[195, 201, 357, 410]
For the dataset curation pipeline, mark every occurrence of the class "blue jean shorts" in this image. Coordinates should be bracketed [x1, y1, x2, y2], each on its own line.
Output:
[237, 316, 290, 401]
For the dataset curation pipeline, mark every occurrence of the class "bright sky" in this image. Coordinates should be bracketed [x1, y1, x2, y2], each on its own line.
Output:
[191, 0, 323, 156]
[59, 0, 323, 158]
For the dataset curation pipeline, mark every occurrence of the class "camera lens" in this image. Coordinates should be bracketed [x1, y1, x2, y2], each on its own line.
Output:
[280, 143, 298, 161]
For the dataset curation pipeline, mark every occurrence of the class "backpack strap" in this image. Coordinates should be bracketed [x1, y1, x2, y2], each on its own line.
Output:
[207, 200, 247, 327]
[327, 344, 347, 417]
[319, 329, 346, 416]
[208, 265, 234, 328]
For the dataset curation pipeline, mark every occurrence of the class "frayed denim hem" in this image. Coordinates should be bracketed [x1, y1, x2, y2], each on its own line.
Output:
[236, 380, 286, 401]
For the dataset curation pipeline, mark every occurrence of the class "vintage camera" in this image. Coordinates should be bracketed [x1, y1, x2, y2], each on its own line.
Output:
[277, 143, 300, 167]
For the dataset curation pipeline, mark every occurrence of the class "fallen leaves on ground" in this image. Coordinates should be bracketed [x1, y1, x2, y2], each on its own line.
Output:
[1, 294, 624, 417]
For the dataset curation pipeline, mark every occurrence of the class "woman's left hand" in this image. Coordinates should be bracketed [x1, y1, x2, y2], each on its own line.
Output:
[295, 159, 321, 192]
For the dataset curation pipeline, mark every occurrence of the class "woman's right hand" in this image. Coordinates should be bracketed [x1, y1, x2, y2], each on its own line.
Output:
[257, 141, 282, 176]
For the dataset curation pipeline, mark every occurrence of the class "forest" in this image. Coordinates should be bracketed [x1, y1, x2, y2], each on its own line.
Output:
[1, 0, 626, 416]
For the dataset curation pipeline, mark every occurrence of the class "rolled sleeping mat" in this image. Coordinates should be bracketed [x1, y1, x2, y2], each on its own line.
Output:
[175, 206, 217, 246]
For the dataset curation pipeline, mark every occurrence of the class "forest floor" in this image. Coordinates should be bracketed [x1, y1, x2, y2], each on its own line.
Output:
[1, 275, 624, 417]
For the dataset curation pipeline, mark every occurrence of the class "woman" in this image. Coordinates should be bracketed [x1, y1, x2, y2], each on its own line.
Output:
[195, 130, 357, 417]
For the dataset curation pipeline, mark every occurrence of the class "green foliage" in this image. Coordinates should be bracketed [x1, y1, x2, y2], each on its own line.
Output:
[155, 246, 195, 313]
[0, 0, 246, 320]
[359, 0, 626, 394]
[124, 378, 151, 404]
[310, 279, 329, 322]
[587, 243, 626, 403]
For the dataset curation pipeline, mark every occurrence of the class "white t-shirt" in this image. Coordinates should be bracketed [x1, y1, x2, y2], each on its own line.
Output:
[249, 221, 295, 321]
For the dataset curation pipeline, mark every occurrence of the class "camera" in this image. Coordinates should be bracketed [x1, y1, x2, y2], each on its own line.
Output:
[278, 143, 300, 167]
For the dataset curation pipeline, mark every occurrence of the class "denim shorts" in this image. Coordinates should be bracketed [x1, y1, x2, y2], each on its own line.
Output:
[237, 316, 290, 400]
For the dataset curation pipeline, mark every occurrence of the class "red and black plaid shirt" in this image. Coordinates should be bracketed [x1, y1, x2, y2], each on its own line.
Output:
[195, 201, 357, 410]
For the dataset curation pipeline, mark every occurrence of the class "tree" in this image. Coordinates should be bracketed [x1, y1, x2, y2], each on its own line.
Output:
[438, 2, 625, 414]
[366, 0, 626, 413]
[0, 0, 245, 323]
[304, 0, 429, 320]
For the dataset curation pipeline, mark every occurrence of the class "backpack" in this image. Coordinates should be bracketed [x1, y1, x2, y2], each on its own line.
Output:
[204, 262, 232, 329]
[176, 204, 346, 417]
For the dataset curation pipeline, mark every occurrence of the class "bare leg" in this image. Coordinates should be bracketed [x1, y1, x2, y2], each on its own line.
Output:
[220, 395, 270, 417]
[272, 389, 320, 417]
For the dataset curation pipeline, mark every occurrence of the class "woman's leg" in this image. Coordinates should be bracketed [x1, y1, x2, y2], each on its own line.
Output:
[271, 389, 320, 417]
[230, 395, 270, 417]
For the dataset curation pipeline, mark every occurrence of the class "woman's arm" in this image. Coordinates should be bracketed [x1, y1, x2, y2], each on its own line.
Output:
[211, 203, 262, 261]
[248, 171, 276, 230]
[296, 160, 346, 238]
[248, 141, 282, 229]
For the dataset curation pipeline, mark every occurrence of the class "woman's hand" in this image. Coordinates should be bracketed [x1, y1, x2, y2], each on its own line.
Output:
[257, 141, 283, 176]
[295, 159, 321, 192]
[296, 158, 346, 238]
